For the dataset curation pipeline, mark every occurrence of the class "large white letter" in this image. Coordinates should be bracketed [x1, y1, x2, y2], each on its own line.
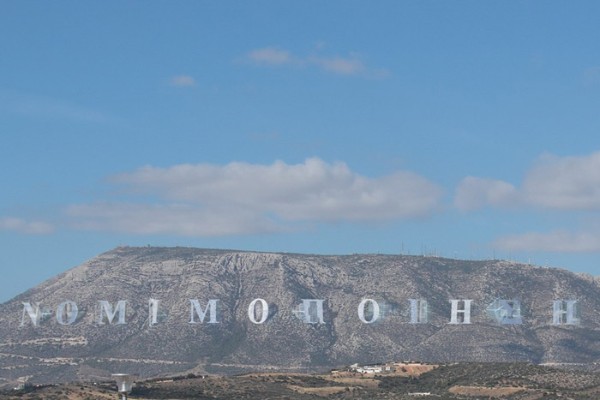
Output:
[97, 300, 127, 325]
[247, 298, 269, 324]
[552, 300, 579, 325]
[486, 299, 522, 325]
[409, 299, 428, 324]
[21, 302, 42, 327]
[148, 298, 160, 326]
[189, 299, 219, 324]
[357, 299, 380, 324]
[56, 301, 79, 325]
[293, 299, 325, 324]
[449, 299, 472, 324]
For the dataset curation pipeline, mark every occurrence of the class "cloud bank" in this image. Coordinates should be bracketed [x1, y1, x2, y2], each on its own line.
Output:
[169, 75, 196, 87]
[455, 152, 600, 212]
[0, 217, 54, 235]
[455, 151, 600, 253]
[0, 92, 109, 123]
[454, 177, 519, 211]
[68, 158, 442, 236]
[522, 152, 600, 210]
[247, 48, 292, 66]
[245, 46, 389, 78]
[494, 230, 600, 253]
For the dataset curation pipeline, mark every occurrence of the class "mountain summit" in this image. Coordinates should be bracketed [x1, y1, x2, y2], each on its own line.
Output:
[1, 246, 599, 386]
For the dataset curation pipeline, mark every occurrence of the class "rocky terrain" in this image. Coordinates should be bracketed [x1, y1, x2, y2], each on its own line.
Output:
[3, 362, 600, 399]
[1, 246, 600, 388]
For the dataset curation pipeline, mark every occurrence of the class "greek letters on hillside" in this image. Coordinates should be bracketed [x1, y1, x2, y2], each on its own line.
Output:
[19, 298, 580, 327]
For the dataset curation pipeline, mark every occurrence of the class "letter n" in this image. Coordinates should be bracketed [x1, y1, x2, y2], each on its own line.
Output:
[21, 302, 41, 327]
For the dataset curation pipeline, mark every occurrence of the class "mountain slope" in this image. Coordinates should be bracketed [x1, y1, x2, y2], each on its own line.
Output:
[1, 246, 599, 386]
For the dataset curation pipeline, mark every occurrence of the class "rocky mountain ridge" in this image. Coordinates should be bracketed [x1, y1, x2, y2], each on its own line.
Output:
[0, 246, 599, 387]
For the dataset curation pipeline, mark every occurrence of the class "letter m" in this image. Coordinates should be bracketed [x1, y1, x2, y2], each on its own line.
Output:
[97, 300, 127, 325]
[189, 299, 219, 324]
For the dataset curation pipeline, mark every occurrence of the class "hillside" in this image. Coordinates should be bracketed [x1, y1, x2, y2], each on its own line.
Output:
[1, 246, 599, 387]
[4, 362, 600, 399]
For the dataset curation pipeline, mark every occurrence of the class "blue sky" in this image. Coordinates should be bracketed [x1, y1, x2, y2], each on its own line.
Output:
[2, 2, 600, 302]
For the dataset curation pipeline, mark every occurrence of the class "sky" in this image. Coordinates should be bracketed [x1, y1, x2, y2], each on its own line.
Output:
[1, 1, 600, 302]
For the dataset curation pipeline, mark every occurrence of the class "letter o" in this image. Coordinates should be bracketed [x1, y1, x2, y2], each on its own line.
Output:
[248, 298, 269, 324]
[56, 301, 79, 325]
[358, 298, 380, 324]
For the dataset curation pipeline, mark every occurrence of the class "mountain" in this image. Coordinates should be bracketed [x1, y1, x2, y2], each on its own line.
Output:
[1, 246, 599, 387]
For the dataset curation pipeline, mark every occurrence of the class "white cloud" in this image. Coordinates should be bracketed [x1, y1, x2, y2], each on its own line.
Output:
[454, 151, 600, 212]
[522, 152, 600, 210]
[169, 75, 196, 87]
[245, 47, 388, 78]
[0, 217, 54, 235]
[455, 152, 600, 253]
[0, 92, 109, 123]
[454, 177, 519, 211]
[247, 47, 293, 66]
[69, 158, 442, 236]
[493, 230, 600, 253]
[309, 55, 366, 76]
[67, 203, 279, 236]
